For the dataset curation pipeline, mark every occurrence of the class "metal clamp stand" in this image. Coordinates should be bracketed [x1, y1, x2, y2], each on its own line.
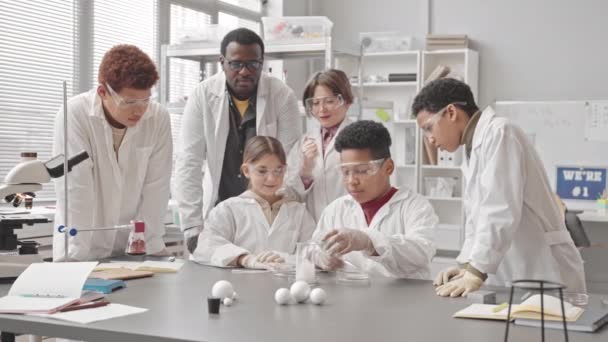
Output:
[504, 279, 569, 342]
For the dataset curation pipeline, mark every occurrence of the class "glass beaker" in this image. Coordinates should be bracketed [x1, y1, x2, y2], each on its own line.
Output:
[126, 221, 146, 256]
[295, 242, 319, 284]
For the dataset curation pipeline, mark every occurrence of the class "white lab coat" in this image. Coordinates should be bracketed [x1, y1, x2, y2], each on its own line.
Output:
[459, 106, 586, 292]
[52, 89, 172, 261]
[313, 188, 437, 279]
[173, 72, 302, 237]
[286, 118, 352, 221]
[192, 193, 316, 266]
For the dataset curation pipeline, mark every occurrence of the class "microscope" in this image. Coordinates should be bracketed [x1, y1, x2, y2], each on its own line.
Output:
[0, 151, 89, 280]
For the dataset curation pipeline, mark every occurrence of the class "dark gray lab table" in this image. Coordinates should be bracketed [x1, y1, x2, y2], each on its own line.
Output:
[0, 261, 606, 341]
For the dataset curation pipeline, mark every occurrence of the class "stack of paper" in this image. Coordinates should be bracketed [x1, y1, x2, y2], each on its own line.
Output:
[94, 259, 185, 273]
[0, 262, 98, 314]
[33, 303, 147, 324]
[426, 34, 469, 50]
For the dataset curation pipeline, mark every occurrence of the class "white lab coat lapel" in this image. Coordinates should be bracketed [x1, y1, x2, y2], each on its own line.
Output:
[342, 196, 369, 228]
[268, 203, 294, 238]
[255, 74, 269, 134]
[209, 73, 230, 178]
[464, 107, 494, 196]
[367, 189, 408, 231]
[91, 93, 123, 191]
[322, 117, 351, 159]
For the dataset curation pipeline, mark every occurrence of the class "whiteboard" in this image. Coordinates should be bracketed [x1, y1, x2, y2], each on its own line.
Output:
[494, 101, 608, 210]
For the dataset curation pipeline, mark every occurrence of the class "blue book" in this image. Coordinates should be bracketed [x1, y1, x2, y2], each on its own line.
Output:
[83, 279, 126, 294]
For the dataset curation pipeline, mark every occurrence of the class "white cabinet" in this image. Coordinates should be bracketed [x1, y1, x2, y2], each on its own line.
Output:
[336, 51, 422, 192]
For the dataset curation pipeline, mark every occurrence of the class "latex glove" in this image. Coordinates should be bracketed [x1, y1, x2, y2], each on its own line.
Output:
[300, 137, 318, 178]
[238, 251, 285, 270]
[322, 229, 375, 256]
[256, 251, 286, 264]
[435, 270, 484, 297]
[186, 236, 198, 254]
[184, 226, 201, 254]
[433, 266, 466, 286]
[311, 247, 344, 271]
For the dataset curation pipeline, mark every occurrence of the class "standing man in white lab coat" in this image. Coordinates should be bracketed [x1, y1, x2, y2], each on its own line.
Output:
[53, 45, 172, 261]
[312, 121, 438, 279]
[174, 28, 301, 252]
[412, 78, 586, 296]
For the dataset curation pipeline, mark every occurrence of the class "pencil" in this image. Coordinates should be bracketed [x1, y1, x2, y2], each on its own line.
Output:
[60, 300, 110, 312]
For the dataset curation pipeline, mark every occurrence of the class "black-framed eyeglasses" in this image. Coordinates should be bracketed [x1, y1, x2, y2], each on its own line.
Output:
[222, 56, 264, 72]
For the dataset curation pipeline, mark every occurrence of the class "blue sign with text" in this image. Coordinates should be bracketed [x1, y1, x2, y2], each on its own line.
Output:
[556, 167, 607, 200]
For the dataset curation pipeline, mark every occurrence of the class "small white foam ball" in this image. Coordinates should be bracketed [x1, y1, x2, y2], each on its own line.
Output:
[309, 288, 327, 305]
[274, 288, 292, 305]
[212, 280, 234, 299]
[232, 291, 238, 300]
[290, 281, 311, 303]
[223, 297, 233, 306]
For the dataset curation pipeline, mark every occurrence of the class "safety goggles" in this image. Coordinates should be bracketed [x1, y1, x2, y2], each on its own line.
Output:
[304, 94, 345, 115]
[250, 166, 286, 178]
[420, 102, 467, 137]
[222, 57, 264, 72]
[338, 158, 385, 179]
[105, 83, 155, 109]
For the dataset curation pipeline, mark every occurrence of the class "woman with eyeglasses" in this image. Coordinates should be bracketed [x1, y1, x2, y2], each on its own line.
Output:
[286, 69, 355, 221]
[192, 136, 315, 269]
[52, 45, 172, 261]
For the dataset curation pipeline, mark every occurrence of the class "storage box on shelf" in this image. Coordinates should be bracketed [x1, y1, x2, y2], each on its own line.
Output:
[262, 16, 333, 44]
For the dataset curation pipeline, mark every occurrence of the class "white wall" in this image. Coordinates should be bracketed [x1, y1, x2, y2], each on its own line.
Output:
[304, 0, 608, 107]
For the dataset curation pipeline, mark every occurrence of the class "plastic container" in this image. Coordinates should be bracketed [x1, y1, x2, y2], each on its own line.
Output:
[424, 177, 457, 198]
[359, 31, 413, 52]
[272, 263, 296, 279]
[262, 16, 333, 42]
[336, 260, 370, 285]
[175, 24, 230, 45]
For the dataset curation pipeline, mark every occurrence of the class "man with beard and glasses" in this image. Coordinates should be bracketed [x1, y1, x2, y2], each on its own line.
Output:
[175, 28, 302, 253]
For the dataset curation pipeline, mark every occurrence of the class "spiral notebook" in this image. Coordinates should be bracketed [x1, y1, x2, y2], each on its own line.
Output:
[0, 262, 98, 314]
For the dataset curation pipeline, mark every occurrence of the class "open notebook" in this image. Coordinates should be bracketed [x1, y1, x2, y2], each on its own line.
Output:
[95, 260, 184, 273]
[454, 294, 585, 322]
[0, 262, 98, 314]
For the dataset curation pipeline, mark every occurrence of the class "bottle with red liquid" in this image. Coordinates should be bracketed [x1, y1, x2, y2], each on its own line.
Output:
[126, 221, 146, 255]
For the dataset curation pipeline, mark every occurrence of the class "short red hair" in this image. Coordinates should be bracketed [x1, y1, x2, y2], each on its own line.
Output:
[98, 44, 158, 92]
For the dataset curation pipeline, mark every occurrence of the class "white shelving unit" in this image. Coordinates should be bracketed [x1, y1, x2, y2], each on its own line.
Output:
[419, 48, 479, 254]
[352, 81, 418, 88]
[339, 48, 478, 260]
[337, 50, 422, 192]
[159, 37, 358, 105]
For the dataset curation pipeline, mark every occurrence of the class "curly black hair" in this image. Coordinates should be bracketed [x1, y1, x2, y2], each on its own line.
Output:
[411, 78, 479, 117]
[221, 28, 265, 56]
[335, 120, 391, 159]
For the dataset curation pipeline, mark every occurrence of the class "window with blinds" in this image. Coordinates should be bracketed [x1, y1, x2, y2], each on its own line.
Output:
[220, 0, 262, 13]
[92, 0, 158, 87]
[0, 0, 78, 201]
[169, 4, 212, 103]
